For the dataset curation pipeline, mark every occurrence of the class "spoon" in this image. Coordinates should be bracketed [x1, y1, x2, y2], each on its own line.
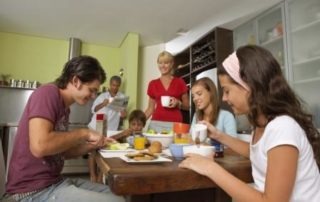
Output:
[195, 131, 200, 148]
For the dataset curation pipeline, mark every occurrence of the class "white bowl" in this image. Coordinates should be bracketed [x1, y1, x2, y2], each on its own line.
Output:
[143, 133, 174, 148]
[183, 145, 215, 157]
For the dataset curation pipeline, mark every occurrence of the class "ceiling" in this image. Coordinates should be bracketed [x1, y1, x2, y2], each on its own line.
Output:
[0, 0, 282, 48]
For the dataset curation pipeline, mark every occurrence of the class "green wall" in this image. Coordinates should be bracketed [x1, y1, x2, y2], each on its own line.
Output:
[0, 32, 68, 83]
[0, 32, 123, 87]
[0, 31, 140, 117]
[81, 42, 120, 87]
[119, 33, 139, 111]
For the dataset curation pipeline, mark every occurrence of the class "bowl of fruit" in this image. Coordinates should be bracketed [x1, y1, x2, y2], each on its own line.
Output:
[143, 129, 174, 148]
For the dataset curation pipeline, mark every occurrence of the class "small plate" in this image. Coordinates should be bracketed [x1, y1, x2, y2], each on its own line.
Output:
[120, 155, 172, 164]
[99, 148, 135, 153]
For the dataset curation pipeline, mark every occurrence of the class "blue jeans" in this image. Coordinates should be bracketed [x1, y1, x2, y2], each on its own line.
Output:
[21, 178, 124, 202]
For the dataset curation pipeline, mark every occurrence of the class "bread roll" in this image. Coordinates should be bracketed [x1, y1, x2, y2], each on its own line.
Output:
[148, 141, 162, 153]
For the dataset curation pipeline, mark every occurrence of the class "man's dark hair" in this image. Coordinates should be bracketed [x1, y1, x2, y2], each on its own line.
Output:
[55, 55, 106, 89]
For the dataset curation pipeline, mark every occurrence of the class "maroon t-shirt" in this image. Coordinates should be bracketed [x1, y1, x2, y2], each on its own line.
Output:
[6, 84, 69, 194]
[147, 77, 188, 122]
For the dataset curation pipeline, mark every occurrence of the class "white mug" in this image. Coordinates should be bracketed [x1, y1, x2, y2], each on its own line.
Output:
[161, 96, 171, 107]
[191, 123, 207, 143]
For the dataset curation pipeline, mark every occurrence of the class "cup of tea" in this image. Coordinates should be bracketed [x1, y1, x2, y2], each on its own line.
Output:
[161, 96, 171, 107]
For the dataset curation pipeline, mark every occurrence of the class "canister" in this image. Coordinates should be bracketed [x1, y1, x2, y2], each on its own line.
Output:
[173, 122, 190, 144]
[9, 79, 16, 87]
[17, 80, 23, 88]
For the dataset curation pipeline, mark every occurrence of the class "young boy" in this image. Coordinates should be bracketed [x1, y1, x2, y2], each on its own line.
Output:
[89, 109, 147, 183]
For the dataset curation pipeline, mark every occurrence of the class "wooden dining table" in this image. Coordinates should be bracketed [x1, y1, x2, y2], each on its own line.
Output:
[95, 149, 253, 202]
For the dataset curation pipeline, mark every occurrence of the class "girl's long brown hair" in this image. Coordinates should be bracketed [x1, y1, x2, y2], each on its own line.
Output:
[192, 77, 220, 125]
[218, 45, 320, 165]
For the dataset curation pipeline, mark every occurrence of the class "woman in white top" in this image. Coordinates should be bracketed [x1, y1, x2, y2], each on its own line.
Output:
[180, 45, 320, 202]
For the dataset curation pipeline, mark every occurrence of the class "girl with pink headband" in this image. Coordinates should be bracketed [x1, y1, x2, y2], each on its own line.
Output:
[180, 45, 320, 202]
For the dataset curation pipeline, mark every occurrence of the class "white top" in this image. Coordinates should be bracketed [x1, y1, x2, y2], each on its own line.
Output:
[88, 91, 126, 131]
[250, 115, 320, 202]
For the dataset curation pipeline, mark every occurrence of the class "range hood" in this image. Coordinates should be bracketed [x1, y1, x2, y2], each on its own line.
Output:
[68, 38, 81, 60]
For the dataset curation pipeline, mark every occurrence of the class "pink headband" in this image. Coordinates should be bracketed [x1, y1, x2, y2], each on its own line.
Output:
[222, 52, 249, 91]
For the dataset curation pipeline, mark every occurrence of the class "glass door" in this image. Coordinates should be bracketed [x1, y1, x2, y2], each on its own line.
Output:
[287, 0, 320, 128]
[257, 5, 287, 78]
[233, 4, 287, 79]
[233, 20, 256, 49]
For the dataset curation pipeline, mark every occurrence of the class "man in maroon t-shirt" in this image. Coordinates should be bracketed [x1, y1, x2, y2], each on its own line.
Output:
[2, 56, 124, 202]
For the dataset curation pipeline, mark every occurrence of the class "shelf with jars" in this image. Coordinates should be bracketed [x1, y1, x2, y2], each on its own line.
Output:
[174, 27, 233, 86]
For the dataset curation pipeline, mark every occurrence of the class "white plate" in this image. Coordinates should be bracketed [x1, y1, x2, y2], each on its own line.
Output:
[99, 148, 135, 153]
[120, 154, 172, 164]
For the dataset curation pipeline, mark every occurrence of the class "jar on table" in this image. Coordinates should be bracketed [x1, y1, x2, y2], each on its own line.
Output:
[173, 122, 190, 144]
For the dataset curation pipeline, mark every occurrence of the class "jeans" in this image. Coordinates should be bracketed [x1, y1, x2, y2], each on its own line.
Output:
[19, 178, 124, 202]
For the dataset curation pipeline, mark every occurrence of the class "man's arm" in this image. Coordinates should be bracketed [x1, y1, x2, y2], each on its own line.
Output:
[29, 117, 107, 158]
[94, 99, 109, 112]
[144, 98, 156, 119]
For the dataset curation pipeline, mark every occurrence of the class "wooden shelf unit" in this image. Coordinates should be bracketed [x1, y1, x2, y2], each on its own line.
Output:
[173, 27, 234, 123]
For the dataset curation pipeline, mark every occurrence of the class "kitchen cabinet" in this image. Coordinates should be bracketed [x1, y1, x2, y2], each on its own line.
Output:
[233, 0, 320, 128]
[233, 4, 287, 78]
[174, 27, 234, 123]
[286, 0, 320, 127]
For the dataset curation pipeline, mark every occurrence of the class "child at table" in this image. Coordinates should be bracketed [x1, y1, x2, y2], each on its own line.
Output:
[89, 109, 147, 183]
[179, 45, 320, 201]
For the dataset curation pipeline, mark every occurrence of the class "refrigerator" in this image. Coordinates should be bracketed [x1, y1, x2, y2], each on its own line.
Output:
[0, 86, 34, 179]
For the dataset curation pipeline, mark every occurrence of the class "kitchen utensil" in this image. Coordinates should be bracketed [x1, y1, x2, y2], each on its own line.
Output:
[195, 132, 200, 148]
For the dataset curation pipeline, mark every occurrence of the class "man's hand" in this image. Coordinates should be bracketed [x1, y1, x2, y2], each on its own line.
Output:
[102, 98, 109, 106]
[87, 129, 116, 149]
[120, 110, 127, 118]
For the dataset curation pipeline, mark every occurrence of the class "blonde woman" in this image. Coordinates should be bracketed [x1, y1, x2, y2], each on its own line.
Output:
[145, 51, 189, 132]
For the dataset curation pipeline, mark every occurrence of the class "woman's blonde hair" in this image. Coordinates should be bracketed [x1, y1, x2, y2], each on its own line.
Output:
[157, 51, 174, 63]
